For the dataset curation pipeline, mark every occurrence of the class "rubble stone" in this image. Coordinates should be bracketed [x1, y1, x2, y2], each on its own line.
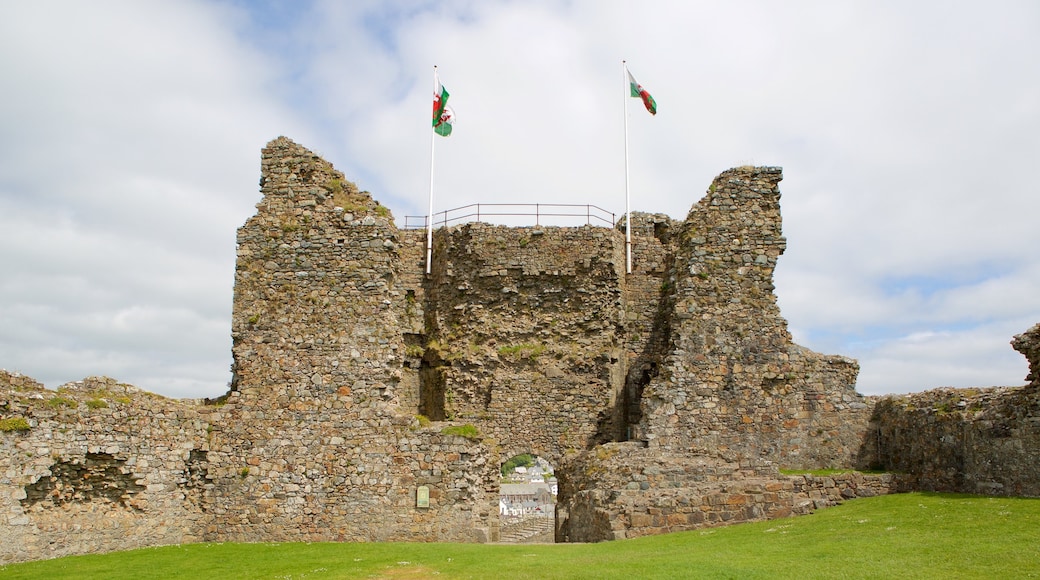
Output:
[2, 137, 1037, 562]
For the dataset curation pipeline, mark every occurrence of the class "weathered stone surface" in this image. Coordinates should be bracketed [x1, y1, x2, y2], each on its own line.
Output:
[631, 167, 871, 469]
[1012, 323, 1040, 384]
[209, 137, 495, 545]
[2, 137, 1038, 562]
[863, 320, 1040, 498]
[557, 442, 900, 542]
[868, 385, 1040, 496]
[0, 374, 211, 563]
[421, 222, 626, 462]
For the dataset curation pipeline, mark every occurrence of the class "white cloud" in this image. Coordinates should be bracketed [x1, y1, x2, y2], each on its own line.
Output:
[0, 0, 311, 397]
[855, 321, 1033, 395]
[1, 0, 1038, 398]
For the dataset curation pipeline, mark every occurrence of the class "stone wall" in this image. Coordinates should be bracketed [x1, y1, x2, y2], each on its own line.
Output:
[1015, 323, 1040, 384]
[867, 324, 1040, 497]
[421, 222, 627, 463]
[619, 213, 676, 440]
[217, 142, 872, 546]
[206, 137, 498, 544]
[635, 167, 872, 468]
[0, 372, 210, 563]
[560, 442, 899, 542]
[5, 136, 1038, 562]
[0, 139, 879, 560]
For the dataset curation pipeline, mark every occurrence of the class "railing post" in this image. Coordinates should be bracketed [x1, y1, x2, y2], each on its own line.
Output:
[477, 204, 481, 223]
[536, 204, 540, 226]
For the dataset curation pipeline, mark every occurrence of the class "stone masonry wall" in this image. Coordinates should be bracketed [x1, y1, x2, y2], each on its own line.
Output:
[555, 167, 877, 541]
[620, 213, 676, 439]
[1016, 323, 1040, 384]
[421, 223, 627, 464]
[0, 140, 880, 560]
[208, 143, 880, 546]
[7, 137, 1039, 562]
[867, 324, 1040, 497]
[636, 167, 872, 468]
[560, 441, 899, 542]
[206, 137, 498, 544]
[0, 371, 210, 563]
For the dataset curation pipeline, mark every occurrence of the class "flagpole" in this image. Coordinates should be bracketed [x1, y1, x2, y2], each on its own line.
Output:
[426, 66, 437, 275]
[623, 60, 632, 274]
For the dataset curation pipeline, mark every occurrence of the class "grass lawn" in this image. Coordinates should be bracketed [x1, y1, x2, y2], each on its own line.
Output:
[3, 492, 1038, 579]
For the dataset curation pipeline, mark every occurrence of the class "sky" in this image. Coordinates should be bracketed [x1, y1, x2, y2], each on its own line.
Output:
[1, 0, 1038, 399]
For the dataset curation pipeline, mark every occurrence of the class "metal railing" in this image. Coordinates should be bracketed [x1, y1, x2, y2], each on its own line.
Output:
[404, 203, 617, 230]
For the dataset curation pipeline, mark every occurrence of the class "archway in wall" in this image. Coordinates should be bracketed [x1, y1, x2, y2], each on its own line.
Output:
[498, 454, 557, 543]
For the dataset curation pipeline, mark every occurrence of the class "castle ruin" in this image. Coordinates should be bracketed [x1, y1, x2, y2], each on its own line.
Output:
[2, 137, 1038, 562]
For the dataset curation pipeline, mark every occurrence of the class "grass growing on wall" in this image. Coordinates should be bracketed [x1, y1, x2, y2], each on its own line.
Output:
[440, 424, 480, 439]
[46, 397, 76, 409]
[497, 342, 546, 361]
[0, 417, 30, 432]
[2, 493, 1038, 579]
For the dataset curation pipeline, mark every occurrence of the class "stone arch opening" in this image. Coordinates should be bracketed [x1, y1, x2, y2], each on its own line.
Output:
[498, 453, 557, 543]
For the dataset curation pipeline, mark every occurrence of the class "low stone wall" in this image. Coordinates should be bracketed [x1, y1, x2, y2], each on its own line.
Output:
[870, 386, 1040, 496]
[868, 324, 1040, 497]
[790, 471, 903, 506]
[206, 419, 498, 544]
[560, 442, 899, 542]
[0, 372, 210, 563]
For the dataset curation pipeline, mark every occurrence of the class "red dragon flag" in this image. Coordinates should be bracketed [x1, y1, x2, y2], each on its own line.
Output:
[432, 71, 454, 136]
[627, 69, 657, 116]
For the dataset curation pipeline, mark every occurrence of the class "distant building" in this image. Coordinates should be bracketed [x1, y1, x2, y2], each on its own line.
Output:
[499, 483, 554, 517]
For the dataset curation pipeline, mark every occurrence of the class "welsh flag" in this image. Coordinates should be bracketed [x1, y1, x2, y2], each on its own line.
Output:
[627, 69, 657, 116]
[433, 72, 454, 137]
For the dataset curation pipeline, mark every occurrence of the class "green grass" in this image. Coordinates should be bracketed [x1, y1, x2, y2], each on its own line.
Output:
[0, 417, 31, 432]
[501, 453, 535, 477]
[496, 342, 546, 360]
[85, 398, 109, 409]
[46, 396, 77, 409]
[440, 424, 481, 439]
[3, 493, 1038, 579]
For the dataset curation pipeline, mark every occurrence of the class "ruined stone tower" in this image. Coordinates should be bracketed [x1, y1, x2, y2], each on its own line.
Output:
[208, 137, 496, 542]
[5, 137, 1036, 562]
[209, 137, 874, 542]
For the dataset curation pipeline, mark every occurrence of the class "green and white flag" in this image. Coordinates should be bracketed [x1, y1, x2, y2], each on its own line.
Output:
[627, 69, 657, 116]
[433, 72, 454, 136]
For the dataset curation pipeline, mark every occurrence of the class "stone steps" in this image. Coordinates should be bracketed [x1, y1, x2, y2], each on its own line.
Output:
[500, 516, 554, 543]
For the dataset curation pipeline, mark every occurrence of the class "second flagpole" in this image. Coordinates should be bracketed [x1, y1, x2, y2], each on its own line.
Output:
[426, 66, 437, 275]
[623, 60, 632, 275]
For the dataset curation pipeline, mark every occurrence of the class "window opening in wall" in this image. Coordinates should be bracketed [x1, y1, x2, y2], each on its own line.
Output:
[499, 454, 557, 543]
[419, 346, 447, 421]
[416, 355, 445, 422]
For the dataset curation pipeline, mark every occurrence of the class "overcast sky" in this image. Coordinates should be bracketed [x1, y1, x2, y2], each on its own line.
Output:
[2, 0, 1038, 399]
